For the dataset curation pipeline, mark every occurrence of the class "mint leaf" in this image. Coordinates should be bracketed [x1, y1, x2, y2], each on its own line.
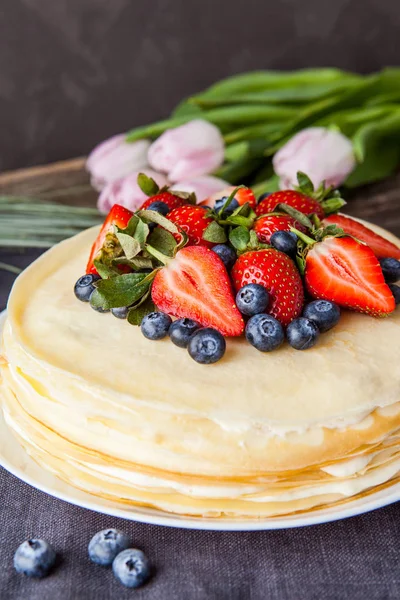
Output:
[127, 295, 156, 326]
[116, 233, 141, 259]
[249, 230, 259, 249]
[137, 173, 160, 196]
[226, 214, 256, 228]
[229, 226, 250, 251]
[133, 218, 150, 248]
[113, 256, 154, 270]
[95, 272, 154, 308]
[138, 210, 181, 236]
[89, 288, 109, 310]
[93, 259, 120, 279]
[118, 215, 139, 236]
[202, 221, 227, 243]
[147, 227, 177, 257]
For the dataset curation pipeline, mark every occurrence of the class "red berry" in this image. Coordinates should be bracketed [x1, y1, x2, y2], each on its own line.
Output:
[232, 249, 304, 326]
[86, 204, 133, 275]
[167, 205, 215, 248]
[305, 236, 396, 316]
[151, 246, 244, 336]
[253, 214, 306, 244]
[323, 214, 400, 260]
[140, 192, 188, 212]
[256, 190, 324, 219]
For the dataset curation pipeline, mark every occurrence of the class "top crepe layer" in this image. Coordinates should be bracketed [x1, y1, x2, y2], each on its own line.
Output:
[2, 220, 400, 478]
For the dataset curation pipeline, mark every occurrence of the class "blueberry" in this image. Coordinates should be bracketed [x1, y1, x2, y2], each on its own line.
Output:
[379, 257, 400, 283]
[257, 192, 270, 204]
[111, 306, 129, 319]
[112, 549, 151, 588]
[236, 284, 269, 316]
[287, 317, 319, 350]
[14, 539, 56, 578]
[146, 201, 170, 216]
[188, 328, 226, 364]
[212, 244, 237, 270]
[74, 274, 100, 302]
[89, 290, 110, 313]
[389, 284, 400, 305]
[141, 312, 172, 340]
[245, 314, 284, 352]
[270, 231, 298, 256]
[303, 300, 341, 333]
[214, 196, 239, 215]
[169, 318, 200, 348]
[88, 529, 130, 566]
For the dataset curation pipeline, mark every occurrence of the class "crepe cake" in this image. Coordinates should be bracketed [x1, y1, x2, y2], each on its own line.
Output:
[1, 183, 400, 518]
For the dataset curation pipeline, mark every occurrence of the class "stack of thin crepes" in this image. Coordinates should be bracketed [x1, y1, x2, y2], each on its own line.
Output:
[1, 225, 400, 519]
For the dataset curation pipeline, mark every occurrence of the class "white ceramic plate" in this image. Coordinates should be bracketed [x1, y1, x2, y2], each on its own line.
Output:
[0, 310, 399, 530]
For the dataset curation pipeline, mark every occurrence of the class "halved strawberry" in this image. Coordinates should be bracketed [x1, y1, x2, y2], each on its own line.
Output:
[253, 214, 306, 244]
[323, 214, 400, 260]
[305, 236, 396, 316]
[201, 186, 257, 210]
[256, 190, 325, 219]
[151, 246, 244, 336]
[167, 205, 215, 248]
[140, 192, 188, 212]
[86, 204, 133, 274]
[231, 249, 304, 326]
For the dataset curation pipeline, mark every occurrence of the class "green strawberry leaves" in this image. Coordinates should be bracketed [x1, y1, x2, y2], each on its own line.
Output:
[203, 221, 227, 243]
[137, 172, 160, 197]
[147, 227, 177, 257]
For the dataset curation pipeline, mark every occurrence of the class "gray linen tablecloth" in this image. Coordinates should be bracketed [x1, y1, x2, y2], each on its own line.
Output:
[1, 250, 399, 600]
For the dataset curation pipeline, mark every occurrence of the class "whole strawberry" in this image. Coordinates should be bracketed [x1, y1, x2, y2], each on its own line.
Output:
[256, 172, 345, 219]
[256, 190, 325, 219]
[231, 249, 304, 326]
[140, 192, 188, 212]
[253, 214, 306, 244]
[167, 205, 215, 248]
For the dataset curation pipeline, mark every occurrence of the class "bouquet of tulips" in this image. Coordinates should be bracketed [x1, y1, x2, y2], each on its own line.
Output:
[2, 67, 400, 273]
[87, 67, 400, 213]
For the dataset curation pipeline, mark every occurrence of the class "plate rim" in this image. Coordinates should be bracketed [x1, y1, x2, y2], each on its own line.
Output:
[1, 309, 399, 530]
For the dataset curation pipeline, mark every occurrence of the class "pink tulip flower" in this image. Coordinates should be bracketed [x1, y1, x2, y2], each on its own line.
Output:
[273, 127, 356, 190]
[148, 119, 225, 182]
[170, 175, 230, 203]
[97, 169, 168, 214]
[87, 134, 151, 191]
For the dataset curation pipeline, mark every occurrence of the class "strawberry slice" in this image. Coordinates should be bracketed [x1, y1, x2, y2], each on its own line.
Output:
[305, 236, 396, 316]
[86, 204, 133, 274]
[151, 246, 244, 336]
[256, 190, 325, 219]
[140, 192, 188, 212]
[231, 249, 304, 326]
[253, 214, 306, 244]
[167, 205, 215, 248]
[323, 214, 400, 260]
[201, 186, 257, 210]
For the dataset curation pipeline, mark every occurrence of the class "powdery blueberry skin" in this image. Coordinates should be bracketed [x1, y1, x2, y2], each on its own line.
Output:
[287, 317, 320, 350]
[13, 539, 56, 578]
[112, 548, 151, 588]
[303, 300, 340, 333]
[245, 314, 284, 352]
[88, 529, 130, 566]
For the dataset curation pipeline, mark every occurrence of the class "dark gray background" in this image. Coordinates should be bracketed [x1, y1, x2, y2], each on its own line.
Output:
[0, 0, 399, 171]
